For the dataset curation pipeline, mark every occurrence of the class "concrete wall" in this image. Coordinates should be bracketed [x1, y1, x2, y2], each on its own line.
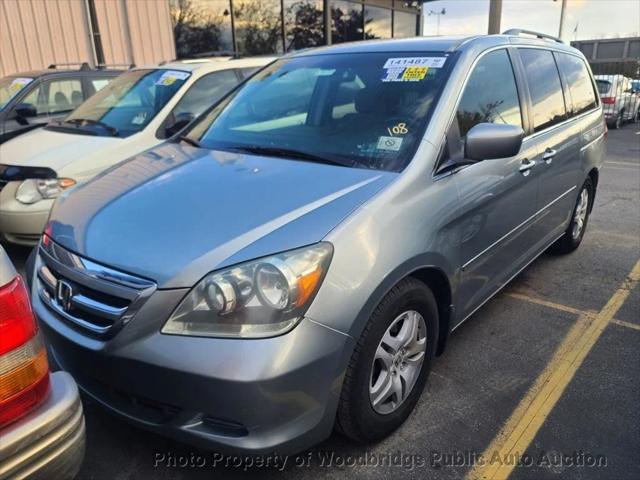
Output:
[0, 0, 176, 77]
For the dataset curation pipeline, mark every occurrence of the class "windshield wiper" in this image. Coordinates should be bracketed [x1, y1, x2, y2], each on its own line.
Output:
[225, 145, 349, 167]
[64, 118, 119, 136]
[176, 135, 202, 148]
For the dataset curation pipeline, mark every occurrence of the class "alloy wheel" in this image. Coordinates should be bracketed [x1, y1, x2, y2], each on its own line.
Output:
[572, 187, 589, 240]
[369, 310, 427, 415]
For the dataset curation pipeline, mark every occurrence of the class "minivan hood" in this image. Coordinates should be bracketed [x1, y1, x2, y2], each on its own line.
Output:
[0, 128, 123, 174]
[48, 143, 396, 288]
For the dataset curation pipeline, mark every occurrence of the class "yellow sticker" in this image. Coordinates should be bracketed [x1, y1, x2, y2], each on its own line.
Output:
[401, 66, 428, 81]
[159, 76, 177, 86]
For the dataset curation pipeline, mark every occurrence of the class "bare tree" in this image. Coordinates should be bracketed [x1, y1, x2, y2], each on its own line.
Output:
[170, 0, 229, 58]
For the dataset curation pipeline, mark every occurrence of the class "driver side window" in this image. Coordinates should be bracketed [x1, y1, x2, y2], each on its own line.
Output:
[457, 49, 522, 138]
[442, 49, 522, 164]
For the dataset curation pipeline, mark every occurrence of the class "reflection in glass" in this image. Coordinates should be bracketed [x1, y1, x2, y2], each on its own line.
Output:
[188, 52, 454, 173]
[393, 10, 417, 38]
[556, 54, 597, 116]
[364, 5, 391, 39]
[456, 49, 522, 138]
[284, 0, 324, 51]
[331, 1, 364, 44]
[170, 0, 233, 58]
[234, 0, 283, 55]
[519, 49, 567, 132]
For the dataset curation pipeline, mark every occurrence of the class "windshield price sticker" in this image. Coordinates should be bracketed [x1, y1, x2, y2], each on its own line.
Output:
[382, 57, 445, 82]
[9, 77, 33, 93]
[156, 70, 190, 86]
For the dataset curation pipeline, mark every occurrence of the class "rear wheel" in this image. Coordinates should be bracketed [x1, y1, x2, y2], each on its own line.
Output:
[336, 278, 438, 443]
[612, 110, 623, 129]
[549, 178, 593, 254]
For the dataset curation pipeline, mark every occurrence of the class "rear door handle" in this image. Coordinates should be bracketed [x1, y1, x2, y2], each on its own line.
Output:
[542, 148, 557, 164]
[519, 158, 536, 176]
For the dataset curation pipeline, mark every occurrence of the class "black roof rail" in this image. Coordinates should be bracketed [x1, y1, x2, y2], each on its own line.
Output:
[47, 62, 132, 71]
[502, 28, 563, 44]
[96, 63, 135, 70]
[48, 62, 92, 70]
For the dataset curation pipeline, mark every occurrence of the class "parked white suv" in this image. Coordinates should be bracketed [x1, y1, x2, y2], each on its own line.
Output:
[0, 57, 274, 245]
[595, 74, 639, 128]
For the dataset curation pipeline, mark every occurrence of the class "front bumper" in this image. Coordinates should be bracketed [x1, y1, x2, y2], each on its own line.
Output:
[0, 182, 53, 245]
[0, 371, 86, 480]
[34, 286, 353, 455]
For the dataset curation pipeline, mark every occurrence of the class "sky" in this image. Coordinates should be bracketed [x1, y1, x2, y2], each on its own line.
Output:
[422, 0, 640, 41]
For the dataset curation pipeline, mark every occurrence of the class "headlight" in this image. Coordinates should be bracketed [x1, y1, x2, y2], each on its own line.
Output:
[162, 243, 333, 338]
[15, 178, 76, 204]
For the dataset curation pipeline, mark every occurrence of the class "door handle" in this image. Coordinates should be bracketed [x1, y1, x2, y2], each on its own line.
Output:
[519, 158, 536, 176]
[542, 148, 557, 164]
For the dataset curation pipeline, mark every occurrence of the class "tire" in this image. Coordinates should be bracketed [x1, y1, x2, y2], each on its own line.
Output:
[549, 177, 593, 254]
[612, 110, 623, 129]
[336, 277, 438, 443]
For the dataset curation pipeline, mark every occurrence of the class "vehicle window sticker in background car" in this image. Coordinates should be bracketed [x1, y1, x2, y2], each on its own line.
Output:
[382, 57, 447, 83]
[155, 70, 190, 86]
[9, 77, 33, 93]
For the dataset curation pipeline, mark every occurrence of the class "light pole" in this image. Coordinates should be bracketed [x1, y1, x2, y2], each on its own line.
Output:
[488, 0, 502, 34]
[428, 8, 446, 36]
[555, 0, 568, 39]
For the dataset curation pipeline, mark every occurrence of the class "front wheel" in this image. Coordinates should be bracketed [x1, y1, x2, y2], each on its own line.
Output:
[549, 178, 593, 254]
[336, 278, 438, 443]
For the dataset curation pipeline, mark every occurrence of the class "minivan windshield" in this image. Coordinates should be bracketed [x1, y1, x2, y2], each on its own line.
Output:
[0, 76, 34, 110]
[54, 69, 190, 137]
[185, 52, 455, 172]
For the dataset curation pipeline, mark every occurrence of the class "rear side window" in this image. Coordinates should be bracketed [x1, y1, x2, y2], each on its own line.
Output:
[20, 78, 83, 115]
[239, 67, 260, 79]
[90, 78, 112, 92]
[171, 70, 239, 118]
[519, 49, 567, 132]
[556, 53, 598, 116]
[456, 49, 522, 138]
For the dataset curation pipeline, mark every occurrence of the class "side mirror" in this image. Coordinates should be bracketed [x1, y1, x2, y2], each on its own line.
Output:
[14, 103, 37, 121]
[465, 123, 524, 161]
[165, 111, 195, 137]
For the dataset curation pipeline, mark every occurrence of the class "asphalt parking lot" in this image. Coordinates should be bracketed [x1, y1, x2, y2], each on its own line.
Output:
[3, 124, 639, 480]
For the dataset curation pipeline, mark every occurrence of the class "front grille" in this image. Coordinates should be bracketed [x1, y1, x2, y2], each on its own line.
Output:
[36, 238, 156, 338]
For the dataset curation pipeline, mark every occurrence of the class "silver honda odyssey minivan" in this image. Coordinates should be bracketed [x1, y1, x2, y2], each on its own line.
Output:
[32, 30, 605, 454]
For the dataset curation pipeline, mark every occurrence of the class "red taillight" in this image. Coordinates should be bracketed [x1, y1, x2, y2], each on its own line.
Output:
[601, 96, 615, 104]
[0, 277, 37, 356]
[0, 277, 50, 429]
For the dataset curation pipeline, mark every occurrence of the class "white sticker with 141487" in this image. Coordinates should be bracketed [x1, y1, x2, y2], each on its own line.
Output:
[383, 57, 447, 69]
[377, 136, 403, 151]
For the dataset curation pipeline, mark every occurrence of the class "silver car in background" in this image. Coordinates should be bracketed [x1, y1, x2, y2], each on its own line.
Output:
[0, 245, 85, 480]
[32, 30, 604, 454]
[595, 74, 639, 128]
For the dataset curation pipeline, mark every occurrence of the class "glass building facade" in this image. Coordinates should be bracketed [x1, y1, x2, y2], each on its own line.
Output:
[169, 0, 420, 58]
